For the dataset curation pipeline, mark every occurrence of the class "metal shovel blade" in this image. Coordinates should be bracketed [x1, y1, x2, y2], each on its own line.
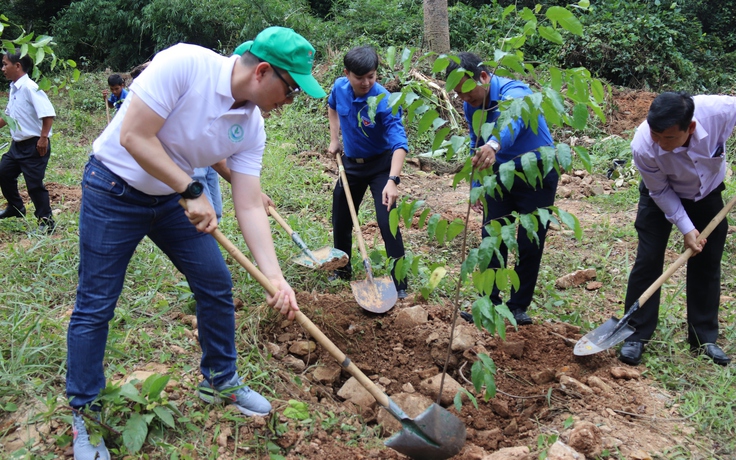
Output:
[291, 246, 349, 271]
[574, 316, 636, 356]
[385, 403, 466, 460]
[350, 276, 397, 314]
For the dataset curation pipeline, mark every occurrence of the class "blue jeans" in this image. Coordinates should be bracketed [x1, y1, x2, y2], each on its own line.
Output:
[67, 156, 237, 409]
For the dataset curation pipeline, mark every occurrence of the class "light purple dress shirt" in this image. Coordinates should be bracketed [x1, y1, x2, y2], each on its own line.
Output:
[631, 95, 736, 235]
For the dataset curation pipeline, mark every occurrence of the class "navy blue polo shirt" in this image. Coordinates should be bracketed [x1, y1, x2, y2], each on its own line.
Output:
[328, 77, 408, 159]
[464, 76, 553, 166]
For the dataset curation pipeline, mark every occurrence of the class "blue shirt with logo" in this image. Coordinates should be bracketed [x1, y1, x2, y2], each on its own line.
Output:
[108, 88, 129, 111]
[328, 77, 408, 159]
[464, 76, 553, 166]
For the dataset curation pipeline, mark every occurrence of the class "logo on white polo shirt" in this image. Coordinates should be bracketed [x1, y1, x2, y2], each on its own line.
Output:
[229, 124, 245, 142]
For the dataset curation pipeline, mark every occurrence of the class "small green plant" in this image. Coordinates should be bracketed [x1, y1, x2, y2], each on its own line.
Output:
[96, 373, 181, 454]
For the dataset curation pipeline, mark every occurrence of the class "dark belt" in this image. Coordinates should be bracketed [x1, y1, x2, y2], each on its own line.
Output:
[344, 150, 390, 164]
[13, 137, 40, 147]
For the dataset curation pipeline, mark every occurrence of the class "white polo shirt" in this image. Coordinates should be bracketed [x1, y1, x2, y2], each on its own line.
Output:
[5, 74, 56, 142]
[92, 43, 266, 196]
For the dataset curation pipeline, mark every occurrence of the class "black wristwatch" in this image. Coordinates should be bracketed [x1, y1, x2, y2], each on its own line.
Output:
[388, 175, 401, 185]
[180, 180, 204, 200]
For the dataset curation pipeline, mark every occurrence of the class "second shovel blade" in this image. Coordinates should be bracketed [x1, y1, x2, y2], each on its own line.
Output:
[351, 277, 397, 313]
[292, 247, 349, 271]
[574, 316, 636, 356]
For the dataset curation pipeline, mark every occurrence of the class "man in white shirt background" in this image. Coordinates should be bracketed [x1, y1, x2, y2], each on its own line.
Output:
[0, 50, 56, 234]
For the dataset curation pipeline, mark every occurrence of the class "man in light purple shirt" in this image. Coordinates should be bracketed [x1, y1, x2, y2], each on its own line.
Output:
[619, 91, 736, 367]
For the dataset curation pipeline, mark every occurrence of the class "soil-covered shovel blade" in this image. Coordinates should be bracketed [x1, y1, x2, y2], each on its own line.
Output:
[350, 276, 397, 314]
[574, 316, 635, 356]
[291, 246, 349, 271]
[385, 403, 466, 460]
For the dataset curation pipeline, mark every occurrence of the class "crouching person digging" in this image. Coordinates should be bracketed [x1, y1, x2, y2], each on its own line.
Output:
[66, 27, 326, 459]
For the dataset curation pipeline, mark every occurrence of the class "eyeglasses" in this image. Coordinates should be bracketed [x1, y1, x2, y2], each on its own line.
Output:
[271, 66, 302, 99]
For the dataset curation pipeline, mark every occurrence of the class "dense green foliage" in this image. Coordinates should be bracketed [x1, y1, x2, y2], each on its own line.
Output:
[3, 0, 735, 92]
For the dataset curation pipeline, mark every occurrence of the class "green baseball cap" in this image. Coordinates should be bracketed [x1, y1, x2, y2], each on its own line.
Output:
[234, 27, 326, 98]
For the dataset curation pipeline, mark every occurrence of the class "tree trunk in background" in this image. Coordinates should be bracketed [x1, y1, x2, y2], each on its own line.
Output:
[423, 0, 450, 54]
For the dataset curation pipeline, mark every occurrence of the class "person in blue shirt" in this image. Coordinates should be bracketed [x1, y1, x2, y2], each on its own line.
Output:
[104, 74, 128, 111]
[327, 46, 408, 299]
[446, 52, 558, 326]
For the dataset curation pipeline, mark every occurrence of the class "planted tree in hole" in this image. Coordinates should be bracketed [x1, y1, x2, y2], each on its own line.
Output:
[376, 0, 604, 401]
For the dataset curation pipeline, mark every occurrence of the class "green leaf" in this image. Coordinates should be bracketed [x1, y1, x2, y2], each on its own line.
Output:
[461, 79, 477, 93]
[574, 146, 591, 172]
[545, 6, 583, 36]
[418, 110, 439, 137]
[498, 161, 516, 190]
[480, 123, 495, 144]
[521, 152, 541, 188]
[32, 35, 54, 48]
[571, 103, 588, 130]
[428, 266, 447, 289]
[472, 110, 486, 141]
[591, 79, 605, 103]
[427, 213, 441, 239]
[389, 208, 399, 237]
[431, 126, 451, 153]
[435, 219, 448, 245]
[519, 7, 535, 21]
[462, 248, 479, 280]
[482, 269, 496, 295]
[385, 46, 397, 69]
[432, 55, 449, 74]
[148, 374, 170, 399]
[538, 26, 563, 45]
[556, 143, 572, 171]
[445, 68, 466, 92]
[283, 400, 310, 420]
[123, 413, 148, 454]
[120, 383, 147, 405]
[557, 208, 582, 239]
[578, 0, 590, 7]
[502, 4, 516, 18]
[446, 219, 465, 241]
[499, 54, 526, 75]
[449, 135, 467, 157]
[153, 406, 176, 428]
[418, 208, 431, 229]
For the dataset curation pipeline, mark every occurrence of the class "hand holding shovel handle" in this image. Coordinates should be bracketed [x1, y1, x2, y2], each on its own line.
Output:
[626, 192, 736, 321]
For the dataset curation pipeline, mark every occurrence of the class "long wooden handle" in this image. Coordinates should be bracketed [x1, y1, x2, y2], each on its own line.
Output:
[336, 154, 371, 263]
[104, 93, 110, 124]
[638, 193, 736, 305]
[267, 206, 294, 235]
[211, 227, 391, 408]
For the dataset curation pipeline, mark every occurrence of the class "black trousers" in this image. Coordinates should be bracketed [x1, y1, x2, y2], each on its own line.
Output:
[624, 181, 727, 346]
[0, 137, 52, 219]
[484, 164, 558, 312]
[332, 152, 406, 290]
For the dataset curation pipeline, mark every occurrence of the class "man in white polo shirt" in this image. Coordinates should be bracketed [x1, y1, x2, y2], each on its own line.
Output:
[66, 27, 326, 460]
[619, 91, 736, 367]
[0, 50, 56, 234]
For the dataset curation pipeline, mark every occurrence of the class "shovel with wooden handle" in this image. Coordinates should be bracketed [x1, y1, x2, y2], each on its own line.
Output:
[574, 193, 736, 356]
[208, 226, 466, 460]
[268, 206, 349, 271]
[335, 153, 398, 313]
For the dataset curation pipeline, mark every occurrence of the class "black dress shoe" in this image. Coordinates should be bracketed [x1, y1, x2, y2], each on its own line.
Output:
[618, 341, 644, 365]
[460, 311, 474, 323]
[692, 343, 731, 366]
[511, 308, 532, 326]
[0, 206, 26, 219]
[328, 269, 351, 282]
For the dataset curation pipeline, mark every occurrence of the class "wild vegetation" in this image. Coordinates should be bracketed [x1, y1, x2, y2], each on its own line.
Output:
[1, 0, 735, 459]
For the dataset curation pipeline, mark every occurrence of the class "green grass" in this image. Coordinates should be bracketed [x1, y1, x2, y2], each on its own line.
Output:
[2, 72, 736, 458]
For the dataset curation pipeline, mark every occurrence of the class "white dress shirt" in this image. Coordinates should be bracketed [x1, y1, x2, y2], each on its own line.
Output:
[5, 74, 55, 141]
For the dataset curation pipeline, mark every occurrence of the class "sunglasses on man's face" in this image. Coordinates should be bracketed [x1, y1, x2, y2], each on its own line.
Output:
[271, 66, 302, 99]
